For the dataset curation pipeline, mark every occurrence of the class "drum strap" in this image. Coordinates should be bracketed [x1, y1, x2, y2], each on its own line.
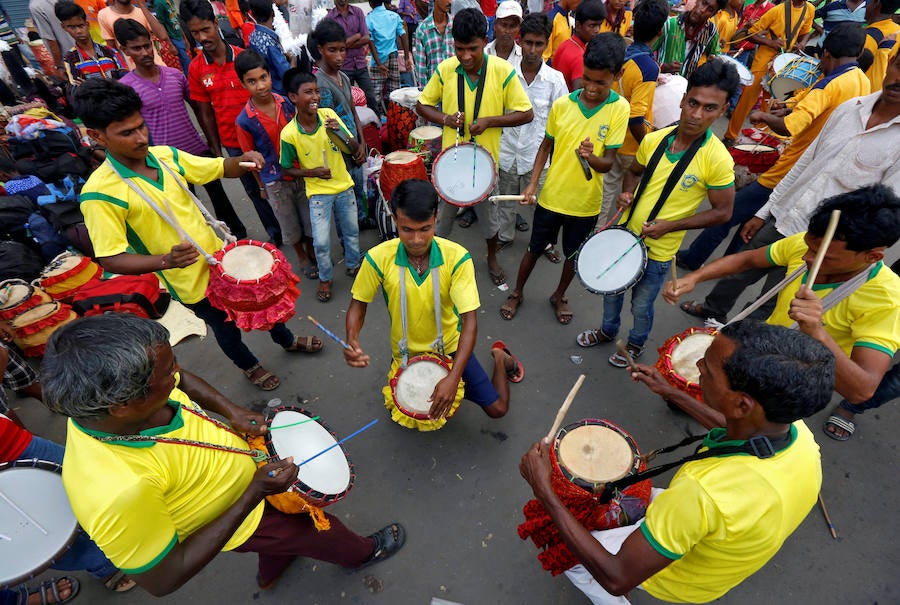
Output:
[784, 1, 808, 52]
[456, 61, 488, 140]
[624, 128, 705, 228]
[398, 264, 444, 367]
[598, 429, 794, 503]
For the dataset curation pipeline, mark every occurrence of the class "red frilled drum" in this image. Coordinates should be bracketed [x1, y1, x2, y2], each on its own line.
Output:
[205, 240, 300, 332]
[0, 280, 52, 322]
[729, 143, 780, 174]
[656, 327, 717, 402]
[37, 253, 103, 302]
[379, 151, 427, 204]
[10, 302, 78, 357]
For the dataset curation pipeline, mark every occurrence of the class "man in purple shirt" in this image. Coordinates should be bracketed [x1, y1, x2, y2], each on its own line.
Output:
[116, 18, 247, 238]
[328, 0, 379, 113]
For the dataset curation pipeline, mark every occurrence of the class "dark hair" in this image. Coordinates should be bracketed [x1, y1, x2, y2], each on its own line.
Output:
[113, 18, 150, 47]
[877, 0, 900, 14]
[180, 0, 217, 25]
[687, 59, 739, 99]
[308, 17, 347, 61]
[807, 184, 900, 251]
[720, 320, 834, 423]
[235, 48, 269, 80]
[73, 78, 143, 130]
[520, 13, 552, 40]
[857, 48, 875, 73]
[583, 33, 626, 73]
[575, 0, 606, 23]
[823, 22, 866, 59]
[248, 0, 274, 22]
[284, 67, 317, 95]
[27, 31, 41, 42]
[715, 0, 729, 9]
[452, 8, 488, 43]
[369, 0, 386, 7]
[54, 0, 86, 22]
[632, 0, 669, 44]
[390, 179, 439, 221]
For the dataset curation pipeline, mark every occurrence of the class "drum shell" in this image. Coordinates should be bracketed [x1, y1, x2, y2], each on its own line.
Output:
[729, 144, 780, 174]
[383, 354, 464, 431]
[550, 418, 642, 498]
[575, 226, 648, 295]
[0, 280, 52, 322]
[430, 142, 497, 208]
[656, 326, 717, 401]
[409, 125, 443, 166]
[10, 301, 78, 357]
[38, 253, 103, 302]
[380, 151, 427, 203]
[765, 56, 821, 101]
[386, 87, 421, 151]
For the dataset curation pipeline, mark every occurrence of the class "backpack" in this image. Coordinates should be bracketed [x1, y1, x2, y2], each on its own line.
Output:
[25, 212, 69, 260]
[0, 195, 38, 243]
[0, 240, 45, 281]
[71, 274, 171, 319]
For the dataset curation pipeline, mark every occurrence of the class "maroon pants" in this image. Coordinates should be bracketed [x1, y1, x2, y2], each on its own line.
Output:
[234, 504, 375, 584]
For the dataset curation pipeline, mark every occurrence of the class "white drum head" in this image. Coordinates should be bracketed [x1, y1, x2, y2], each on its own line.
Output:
[0, 462, 79, 587]
[772, 53, 801, 74]
[42, 254, 82, 278]
[715, 55, 753, 85]
[558, 425, 634, 483]
[10, 302, 60, 328]
[395, 359, 449, 414]
[388, 86, 421, 109]
[384, 150, 420, 166]
[431, 144, 496, 207]
[652, 74, 687, 129]
[269, 410, 351, 496]
[410, 125, 442, 141]
[221, 245, 275, 281]
[733, 144, 776, 153]
[576, 228, 647, 295]
[0, 283, 31, 309]
[671, 333, 715, 384]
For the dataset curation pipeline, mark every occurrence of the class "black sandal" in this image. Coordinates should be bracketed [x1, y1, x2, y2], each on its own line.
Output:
[356, 523, 406, 570]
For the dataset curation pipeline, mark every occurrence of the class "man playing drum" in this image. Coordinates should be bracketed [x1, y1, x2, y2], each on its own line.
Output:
[415, 8, 534, 288]
[41, 314, 405, 596]
[576, 60, 737, 368]
[73, 79, 323, 393]
[344, 179, 522, 427]
[520, 320, 834, 604]
[660, 185, 900, 441]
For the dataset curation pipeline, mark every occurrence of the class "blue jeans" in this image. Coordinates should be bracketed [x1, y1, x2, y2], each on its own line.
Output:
[348, 161, 369, 221]
[171, 37, 192, 74]
[679, 181, 772, 270]
[839, 363, 900, 415]
[309, 188, 360, 282]
[224, 146, 283, 244]
[602, 258, 672, 348]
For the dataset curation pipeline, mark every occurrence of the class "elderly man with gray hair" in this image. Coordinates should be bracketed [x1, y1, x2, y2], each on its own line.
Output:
[41, 314, 405, 596]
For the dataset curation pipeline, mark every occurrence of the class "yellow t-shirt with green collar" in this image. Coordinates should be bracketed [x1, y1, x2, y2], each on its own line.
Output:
[79, 146, 225, 304]
[279, 107, 354, 196]
[61, 383, 264, 574]
[538, 89, 630, 218]
[641, 421, 821, 603]
[621, 126, 735, 261]
[419, 54, 533, 162]
[351, 237, 480, 360]
[765, 232, 900, 358]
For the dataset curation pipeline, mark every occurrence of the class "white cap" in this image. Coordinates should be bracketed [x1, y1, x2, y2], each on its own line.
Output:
[495, 0, 524, 21]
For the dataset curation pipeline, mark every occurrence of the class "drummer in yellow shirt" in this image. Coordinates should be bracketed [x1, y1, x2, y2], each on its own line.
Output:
[862, 0, 900, 92]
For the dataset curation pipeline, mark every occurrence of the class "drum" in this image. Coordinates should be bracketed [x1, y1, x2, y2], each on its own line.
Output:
[409, 125, 443, 165]
[656, 327, 717, 401]
[327, 127, 355, 155]
[10, 302, 77, 357]
[765, 56, 821, 101]
[0, 459, 80, 588]
[37, 252, 103, 302]
[652, 74, 687, 129]
[576, 227, 648, 295]
[386, 86, 421, 151]
[729, 143, 780, 174]
[0, 279, 51, 322]
[772, 52, 802, 75]
[383, 354, 465, 431]
[430, 142, 497, 208]
[264, 406, 355, 508]
[205, 240, 300, 332]
[379, 150, 427, 204]
[715, 55, 753, 86]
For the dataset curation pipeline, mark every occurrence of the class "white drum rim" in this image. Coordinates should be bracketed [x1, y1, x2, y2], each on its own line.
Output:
[10, 302, 62, 327]
[715, 55, 753, 85]
[394, 358, 450, 415]
[430, 142, 497, 207]
[409, 125, 442, 139]
[41, 254, 84, 277]
[576, 227, 648, 295]
[732, 144, 777, 152]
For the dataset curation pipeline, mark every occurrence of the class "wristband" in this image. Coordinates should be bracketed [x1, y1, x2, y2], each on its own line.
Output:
[161, 254, 169, 269]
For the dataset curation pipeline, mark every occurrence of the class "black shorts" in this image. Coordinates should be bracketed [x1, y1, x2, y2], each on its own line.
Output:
[527, 204, 598, 259]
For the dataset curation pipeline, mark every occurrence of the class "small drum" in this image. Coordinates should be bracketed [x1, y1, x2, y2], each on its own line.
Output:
[327, 127, 355, 155]
[205, 240, 300, 332]
[10, 302, 77, 357]
[37, 252, 103, 302]
[652, 74, 687, 129]
[551, 419, 642, 498]
[715, 55, 753, 86]
[729, 143, 780, 174]
[0, 459, 80, 588]
[264, 406, 355, 508]
[0, 279, 51, 322]
[383, 354, 465, 431]
[576, 227, 648, 295]
[765, 56, 821, 101]
[772, 52, 802, 75]
[656, 327, 717, 401]
[430, 142, 497, 208]
[379, 150, 427, 203]
[409, 125, 443, 165]
[386, 86, 421, 151]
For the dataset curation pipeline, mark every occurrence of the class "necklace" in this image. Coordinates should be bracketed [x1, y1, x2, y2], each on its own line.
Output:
[410, 255, 428, 274]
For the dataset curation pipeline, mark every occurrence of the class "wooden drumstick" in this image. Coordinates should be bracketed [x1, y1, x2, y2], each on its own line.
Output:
[322, 150, 329, 171]
[488, 195, 527, 202]
[616, 340, 639, 372]
[805, 209, 841, 289]
[238, 161, 257, 169]
[670, 257, 679, 292]
[818, 493, 838, 539]
[545, 374, 586, 443]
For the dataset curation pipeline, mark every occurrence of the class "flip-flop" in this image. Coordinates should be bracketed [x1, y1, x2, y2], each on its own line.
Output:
[489, 270, 507, 287]
[543, 244, 562, 264]
[285, 335, 324, 353]
[103, 571, 136, 593]
[499, 291, 522, 320]
[823, 413, 855, 441]
[356, 523, 406, 570]
[550, 296, 572, 325]
[300, 264, 319, 280]
[316, 281, 332, 303]
[243, 363, 280, 391]
[516, 214, 529, 232]
[492, 340, 524, 383]
[679, 300, 725, 323]
[576, 328, 613, 347]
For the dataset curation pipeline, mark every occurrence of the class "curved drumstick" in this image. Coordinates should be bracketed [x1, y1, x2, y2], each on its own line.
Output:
[488, 195, 526, 202]
[545, 374, 586, 443]
[805, 209, 841, 289]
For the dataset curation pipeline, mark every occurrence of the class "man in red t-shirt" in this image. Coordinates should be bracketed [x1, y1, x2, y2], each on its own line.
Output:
[554, 0, 606, 90]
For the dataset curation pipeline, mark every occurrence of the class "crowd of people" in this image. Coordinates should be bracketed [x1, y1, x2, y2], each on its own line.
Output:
[1, 0, 899, 603]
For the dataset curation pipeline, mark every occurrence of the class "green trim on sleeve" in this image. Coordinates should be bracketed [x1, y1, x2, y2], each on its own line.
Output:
[80, 191, 129, 209]
[765, 245, 778, 266]
[544, 131, 554, 140]
[364, 253, 384, 279]
[606, 144, 623, 149]
[853, 341, 895, 357]
[707, 181, 734, 190]
[451, 253, 472, 275]
[502, 69, 516, 88]
[640, 523, 683, 560]
[169, 147, 186, 177]
[121, 533, 179, 574]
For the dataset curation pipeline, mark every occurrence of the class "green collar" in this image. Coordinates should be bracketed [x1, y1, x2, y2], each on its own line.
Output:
[108, 150, 164, 191]
[455, 55, 488, 91]
[801, 260, 883, 291]
[395, 239, 444, 286]
[294, 112, 322, 135]
[702, 423, 797, 457]
[73, 400, 184, 448]
[663, 128, 712, 163]
[568, 88, 621, 119]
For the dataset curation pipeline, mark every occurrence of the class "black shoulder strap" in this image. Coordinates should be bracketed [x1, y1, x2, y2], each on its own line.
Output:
[457, 60, 489, 140]
[624, 129, 706, 227]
